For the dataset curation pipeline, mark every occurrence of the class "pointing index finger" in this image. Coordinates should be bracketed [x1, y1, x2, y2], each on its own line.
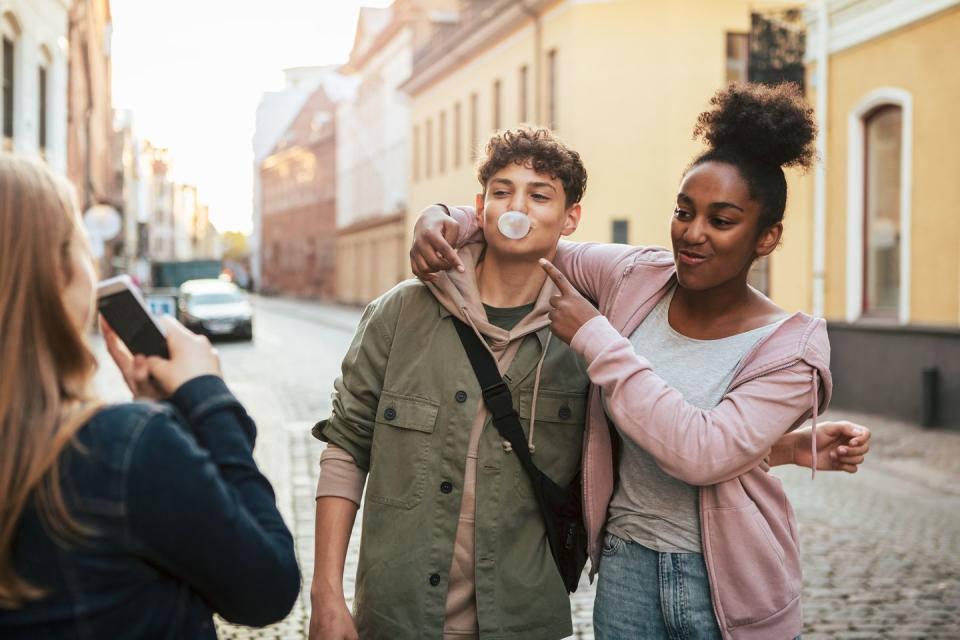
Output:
[539, 258, 573, 294]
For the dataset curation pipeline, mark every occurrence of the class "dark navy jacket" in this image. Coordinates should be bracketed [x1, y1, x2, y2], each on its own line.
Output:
[0, 376, 300, 638]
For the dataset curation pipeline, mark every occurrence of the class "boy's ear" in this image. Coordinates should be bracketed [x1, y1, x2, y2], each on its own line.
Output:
[474, 193, 484, 226]
[560, 203, 582, 237]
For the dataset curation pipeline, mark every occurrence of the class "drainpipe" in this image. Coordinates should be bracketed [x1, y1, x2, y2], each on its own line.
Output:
[519, 0, 543, 124]
[812, 0, 828, 318]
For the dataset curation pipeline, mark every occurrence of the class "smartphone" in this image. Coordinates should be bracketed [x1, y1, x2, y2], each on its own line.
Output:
[97, 275, 169, 358]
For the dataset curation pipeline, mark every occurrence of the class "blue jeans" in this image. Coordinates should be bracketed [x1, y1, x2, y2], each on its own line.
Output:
[594, 533, 722, 640]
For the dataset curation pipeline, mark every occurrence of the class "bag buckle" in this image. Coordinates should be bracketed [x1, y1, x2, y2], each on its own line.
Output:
[481, 381, 509, 403]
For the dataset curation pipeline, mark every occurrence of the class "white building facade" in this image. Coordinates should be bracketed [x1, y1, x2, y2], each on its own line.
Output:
[334, 0, 457, 304]
[0, 0, 69, 172]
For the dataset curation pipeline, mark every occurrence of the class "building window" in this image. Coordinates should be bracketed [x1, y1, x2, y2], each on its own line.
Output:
[38, 66, 47, 152]
[546, 49, 557, 129]
[453, 101, 462, 168]
[748, 10, 805, 90]
[439, 110, 446, 174]
[2, 37, 14, 146]
[519, 65, 528, 122]
[492, 79, 501, 131]
[470, 92, 478, 161]
[726, 32, 748, 83]
[612, 220, 628, 244]
[425, 118, 433, 179]
[863, 105, 902, 316]
[412, 124, 420, 182]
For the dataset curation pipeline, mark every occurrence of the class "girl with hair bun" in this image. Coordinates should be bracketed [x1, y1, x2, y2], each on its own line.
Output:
[413, 82, 871, 639]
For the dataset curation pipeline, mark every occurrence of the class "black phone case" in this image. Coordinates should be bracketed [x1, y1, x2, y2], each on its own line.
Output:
[98, 292, 169, 358]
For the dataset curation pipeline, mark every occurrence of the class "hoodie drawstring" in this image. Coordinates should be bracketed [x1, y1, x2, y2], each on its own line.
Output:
[810, 369, 819, 480]
[527, 332, 552, 454]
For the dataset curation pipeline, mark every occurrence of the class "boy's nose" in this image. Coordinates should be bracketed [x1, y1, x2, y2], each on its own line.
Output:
[509, 195, 527, 212]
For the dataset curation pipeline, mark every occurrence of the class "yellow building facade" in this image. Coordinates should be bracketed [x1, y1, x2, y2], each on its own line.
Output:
[798, 1, 960, 327]
[797, 0, 960, 427]
[405, 0, 808, 307]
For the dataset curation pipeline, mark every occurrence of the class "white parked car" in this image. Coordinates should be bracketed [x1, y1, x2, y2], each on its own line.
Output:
[177, 279, 253, 341]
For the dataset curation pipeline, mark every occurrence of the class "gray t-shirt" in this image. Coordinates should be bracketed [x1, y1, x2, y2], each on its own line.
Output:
[605, 285, 782, 553]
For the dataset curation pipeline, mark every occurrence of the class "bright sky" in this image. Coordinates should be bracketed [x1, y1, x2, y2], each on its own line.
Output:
[111, 0, 393, 234]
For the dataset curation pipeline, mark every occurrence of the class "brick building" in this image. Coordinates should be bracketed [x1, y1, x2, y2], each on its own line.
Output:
[259, 79, 341, 298]
[67, 0, 114, 211]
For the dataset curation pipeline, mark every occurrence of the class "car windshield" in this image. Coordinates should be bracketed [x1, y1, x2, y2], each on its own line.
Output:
[189, 292, 243, 305]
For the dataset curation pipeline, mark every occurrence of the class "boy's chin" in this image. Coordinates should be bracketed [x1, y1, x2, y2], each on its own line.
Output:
[486, 238, 554, 262]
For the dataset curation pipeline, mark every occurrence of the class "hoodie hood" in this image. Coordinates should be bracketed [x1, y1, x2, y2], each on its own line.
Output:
[425, 243, 564, 454]
[426, 244, 559, 351]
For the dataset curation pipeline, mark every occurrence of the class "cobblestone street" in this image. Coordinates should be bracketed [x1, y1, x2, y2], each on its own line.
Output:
[92, 295, 960, 639]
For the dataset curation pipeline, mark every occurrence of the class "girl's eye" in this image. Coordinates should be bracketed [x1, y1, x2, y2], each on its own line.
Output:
[712, 218, 733, 227]
[673, 208, 691, 219]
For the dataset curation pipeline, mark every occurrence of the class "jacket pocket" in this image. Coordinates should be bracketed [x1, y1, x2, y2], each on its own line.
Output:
[366, 391, 439, 509]
[702, 503, 799, 628]
[514, 389, 586, 498]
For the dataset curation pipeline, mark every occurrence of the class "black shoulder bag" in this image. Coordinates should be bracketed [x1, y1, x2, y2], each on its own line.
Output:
[452, 318, 588, 593]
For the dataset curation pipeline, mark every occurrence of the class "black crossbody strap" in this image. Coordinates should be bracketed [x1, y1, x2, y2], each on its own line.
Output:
[451, 318, 540, 480]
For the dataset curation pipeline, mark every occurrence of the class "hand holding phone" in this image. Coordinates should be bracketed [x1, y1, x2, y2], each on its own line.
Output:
[97, 275, 168, 358]
[101, 307, 222, 399]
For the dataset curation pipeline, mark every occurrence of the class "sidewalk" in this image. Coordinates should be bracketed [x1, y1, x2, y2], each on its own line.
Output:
[249, 294, 364, 334]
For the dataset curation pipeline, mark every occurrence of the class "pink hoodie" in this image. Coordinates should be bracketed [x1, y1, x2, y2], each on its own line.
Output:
[449, 208, 832, 640]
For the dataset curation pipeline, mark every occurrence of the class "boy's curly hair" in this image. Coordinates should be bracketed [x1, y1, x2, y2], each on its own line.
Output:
[476, 127, 587, 207]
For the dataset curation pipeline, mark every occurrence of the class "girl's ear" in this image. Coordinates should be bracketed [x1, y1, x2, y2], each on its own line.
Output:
[755, 222, 783, 258]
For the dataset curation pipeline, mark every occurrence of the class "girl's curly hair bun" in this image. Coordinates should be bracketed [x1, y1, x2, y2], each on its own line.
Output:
[693, 82, 816, 170]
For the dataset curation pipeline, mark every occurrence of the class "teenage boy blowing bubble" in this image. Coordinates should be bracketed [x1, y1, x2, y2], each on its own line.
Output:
[310, 128, 591, 640]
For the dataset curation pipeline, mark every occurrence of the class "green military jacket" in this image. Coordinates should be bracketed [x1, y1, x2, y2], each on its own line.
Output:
[314, 280, 589, 640]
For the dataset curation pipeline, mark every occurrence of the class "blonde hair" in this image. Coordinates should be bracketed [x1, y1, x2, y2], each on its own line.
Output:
[0, 155, 102, 608]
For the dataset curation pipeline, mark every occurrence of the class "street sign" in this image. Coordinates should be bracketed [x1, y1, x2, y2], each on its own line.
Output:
[83, 204, 122, 241]
[146, 295, 176, 317]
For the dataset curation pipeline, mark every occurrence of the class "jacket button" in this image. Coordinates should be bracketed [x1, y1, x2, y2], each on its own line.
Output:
[440, 481, 453, 494]
[558, 406, 572, 420]
[455, 390, 468, 403]
[429, 573, 441, 586]
[383, 407, 397, 421]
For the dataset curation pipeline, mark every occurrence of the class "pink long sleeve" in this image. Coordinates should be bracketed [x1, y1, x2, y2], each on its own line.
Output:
[571, 315, 822, 486]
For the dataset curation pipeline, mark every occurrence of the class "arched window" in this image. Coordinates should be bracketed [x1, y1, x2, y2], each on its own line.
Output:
[863, 105, 903, 316]
[845, 88, 912, 325]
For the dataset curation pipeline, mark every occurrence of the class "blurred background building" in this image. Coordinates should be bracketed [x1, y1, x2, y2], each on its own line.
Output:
[252, 66, 333, 292]
[67, 0, 114, 213]
[0, 0, 69, 170]
[2, 0, 221, 286]
[334, 0, 457, 305]
[259, 70, 347, 298]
